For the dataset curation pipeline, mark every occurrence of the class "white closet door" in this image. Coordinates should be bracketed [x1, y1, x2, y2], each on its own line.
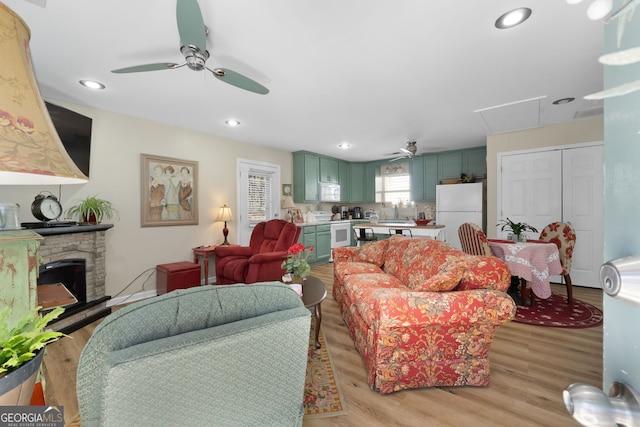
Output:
[562, 145, 604, 288]
[499, 150, 562, 237]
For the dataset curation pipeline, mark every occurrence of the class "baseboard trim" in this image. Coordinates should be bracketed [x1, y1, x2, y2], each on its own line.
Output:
[108, 289, 157, 307]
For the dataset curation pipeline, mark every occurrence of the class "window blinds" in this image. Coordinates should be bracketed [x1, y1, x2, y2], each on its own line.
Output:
[248, 172, 273, 222]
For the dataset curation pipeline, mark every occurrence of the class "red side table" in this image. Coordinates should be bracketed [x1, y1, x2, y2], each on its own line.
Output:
[193, 246, 217, 285]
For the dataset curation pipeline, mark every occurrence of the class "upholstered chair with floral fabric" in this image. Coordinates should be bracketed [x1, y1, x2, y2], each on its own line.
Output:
[538, 222, 577, 304]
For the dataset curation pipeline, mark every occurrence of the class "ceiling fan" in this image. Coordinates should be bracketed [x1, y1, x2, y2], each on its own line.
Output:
[111, 0, 269, 95]
[388, 141, 418, 162]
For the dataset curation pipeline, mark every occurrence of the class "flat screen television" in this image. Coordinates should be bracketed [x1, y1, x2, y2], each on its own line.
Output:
[45, 102, 92, 178]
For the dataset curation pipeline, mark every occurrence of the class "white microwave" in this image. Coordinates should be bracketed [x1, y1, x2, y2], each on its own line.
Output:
[319, 183, 340, 202]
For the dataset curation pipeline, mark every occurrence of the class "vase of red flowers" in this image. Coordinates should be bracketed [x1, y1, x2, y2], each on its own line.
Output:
[281, 243, 314, 283]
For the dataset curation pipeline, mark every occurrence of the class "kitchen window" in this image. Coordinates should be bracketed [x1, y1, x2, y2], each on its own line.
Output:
[376, 162, 410, 205]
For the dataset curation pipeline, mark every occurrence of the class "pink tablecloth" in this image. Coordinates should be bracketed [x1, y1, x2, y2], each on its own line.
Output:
[488, 241, 562, 299]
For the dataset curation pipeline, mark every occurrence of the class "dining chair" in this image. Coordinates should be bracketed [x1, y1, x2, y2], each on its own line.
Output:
[458, 222, 492, 256]
[389, 228, 413, 237]
[538, 222, 577, 304]
[354, 227, 377, 246]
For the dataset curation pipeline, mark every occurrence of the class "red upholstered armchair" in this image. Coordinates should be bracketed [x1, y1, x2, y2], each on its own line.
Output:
[215, 219, 301, 284]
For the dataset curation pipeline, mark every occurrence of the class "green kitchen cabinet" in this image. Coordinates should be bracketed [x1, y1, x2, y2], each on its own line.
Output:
[293, 152, 320, 202]
[462, 147, 487, 178]
[338, 161, 350, 202]
[298, 224, 331, 265]
[363, 162, 377, 203]
[349, 163, 365, 202]
[315, 224, 332, 264]
[437, 151, 463, 182]
[319, 157, 339, 183]
[300, 226, 317, 264]
[410, 155, 438, 201]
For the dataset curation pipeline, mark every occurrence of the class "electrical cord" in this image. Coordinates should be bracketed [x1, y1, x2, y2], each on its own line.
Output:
[111, 267, 156, 304]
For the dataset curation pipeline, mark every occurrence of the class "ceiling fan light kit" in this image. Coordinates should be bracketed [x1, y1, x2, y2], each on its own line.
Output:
[110, 0, 269, 95]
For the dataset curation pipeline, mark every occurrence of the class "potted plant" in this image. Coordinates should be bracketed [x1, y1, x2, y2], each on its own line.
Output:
[281, 243, 314, 283]
[66, 195, 119, 224]
[497, 218, 538, 242]
[0, 306, 65, 405]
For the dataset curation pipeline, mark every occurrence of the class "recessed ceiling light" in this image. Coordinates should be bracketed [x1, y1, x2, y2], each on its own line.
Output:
[79, 80, 105, 90]
[225, 119, 241, 127]
[339, 143, 351, 149]
[495, 8, 532, 29]
[553, 97, 575, 105]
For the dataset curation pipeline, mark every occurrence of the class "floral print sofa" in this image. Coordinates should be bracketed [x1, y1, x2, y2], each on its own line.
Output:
[332, 235, 516, 394]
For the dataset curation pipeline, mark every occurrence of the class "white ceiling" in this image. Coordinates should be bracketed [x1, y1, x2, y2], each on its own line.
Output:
[5, 0, 605, 162]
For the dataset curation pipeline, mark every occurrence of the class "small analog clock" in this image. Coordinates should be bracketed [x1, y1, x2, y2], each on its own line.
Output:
[31, 193, 63, 221]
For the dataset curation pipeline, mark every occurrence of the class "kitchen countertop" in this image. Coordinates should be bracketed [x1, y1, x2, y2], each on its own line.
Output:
[295, 219, 364, 227]
[355, 222, 444, 229]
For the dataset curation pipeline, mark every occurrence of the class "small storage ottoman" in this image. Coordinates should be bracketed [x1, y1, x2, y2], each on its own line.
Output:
[156, 261, 201, 295]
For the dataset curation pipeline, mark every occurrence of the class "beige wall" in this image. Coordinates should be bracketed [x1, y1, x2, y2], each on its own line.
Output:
[486, 117, 603, 238]
[0, 100, 292, 301]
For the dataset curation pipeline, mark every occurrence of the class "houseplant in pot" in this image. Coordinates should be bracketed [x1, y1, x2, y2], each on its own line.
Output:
[66, 195, 119, 224]
[497, 218, 538, 242]
[0, 306, 65, 405]
[281, 243, 314, 283]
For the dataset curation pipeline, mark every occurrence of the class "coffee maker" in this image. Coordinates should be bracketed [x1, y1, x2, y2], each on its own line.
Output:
[340, 206, 349, 220]
[352, 207, 363, 219]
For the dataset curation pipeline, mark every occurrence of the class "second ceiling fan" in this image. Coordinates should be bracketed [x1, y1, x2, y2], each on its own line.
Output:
[388, 141, 418, 162]
[111, 0, 269, 95]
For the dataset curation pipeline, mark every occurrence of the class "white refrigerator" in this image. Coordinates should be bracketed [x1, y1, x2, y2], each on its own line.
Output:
[435, 182, 485, 250]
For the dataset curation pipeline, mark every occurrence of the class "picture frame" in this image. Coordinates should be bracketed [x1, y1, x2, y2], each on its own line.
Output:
[292, 208, 304, 223]
[141, 153, 198, 227]
[282, 183, 293, 196]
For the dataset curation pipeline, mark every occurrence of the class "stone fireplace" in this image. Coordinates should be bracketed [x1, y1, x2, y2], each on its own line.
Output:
[35, 224, 113, 334]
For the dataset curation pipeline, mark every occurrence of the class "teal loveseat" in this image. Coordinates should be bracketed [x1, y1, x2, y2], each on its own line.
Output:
[77, 283, 311, 427]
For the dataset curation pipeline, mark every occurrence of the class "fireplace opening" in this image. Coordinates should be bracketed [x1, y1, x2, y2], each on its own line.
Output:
[38, 259, 111, 334]
[39, 259, 87, 306]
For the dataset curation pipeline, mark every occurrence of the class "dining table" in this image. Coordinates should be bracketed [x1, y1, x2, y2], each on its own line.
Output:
[487, 239, 562, 305]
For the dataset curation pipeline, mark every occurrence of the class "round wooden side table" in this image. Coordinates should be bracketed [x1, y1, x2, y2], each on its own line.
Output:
[300, 276, 327, 348]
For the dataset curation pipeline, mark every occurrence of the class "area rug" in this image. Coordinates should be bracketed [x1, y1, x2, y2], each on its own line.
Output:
[513, 293, 603, 328]
[303, 328, 348, 419]
[66, 328, 346, 425]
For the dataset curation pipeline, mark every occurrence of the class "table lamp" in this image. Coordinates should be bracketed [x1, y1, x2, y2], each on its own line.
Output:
[0, 5, 88, 185]
[282, 196, 296, 222]
[217, 204, 233, 245]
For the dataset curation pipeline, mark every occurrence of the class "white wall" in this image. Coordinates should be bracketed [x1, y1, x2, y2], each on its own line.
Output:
[0, 100, 292, 301]
[485, 117, 603, 238]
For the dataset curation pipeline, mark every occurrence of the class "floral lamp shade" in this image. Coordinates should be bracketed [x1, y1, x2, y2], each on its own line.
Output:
[0, 4, 88, 185]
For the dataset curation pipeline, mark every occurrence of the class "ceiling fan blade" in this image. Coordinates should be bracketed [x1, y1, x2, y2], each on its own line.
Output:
[388, 156, 406, 162]
[211, 68, 269, 95]
[176, 0, 207, 52]
[584, 79, 640, 100]
[400, 148, 411, 154]
[112, 63, 184, 73]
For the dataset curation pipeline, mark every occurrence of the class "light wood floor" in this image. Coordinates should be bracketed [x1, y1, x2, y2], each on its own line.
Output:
[43, 263, 602, 426]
